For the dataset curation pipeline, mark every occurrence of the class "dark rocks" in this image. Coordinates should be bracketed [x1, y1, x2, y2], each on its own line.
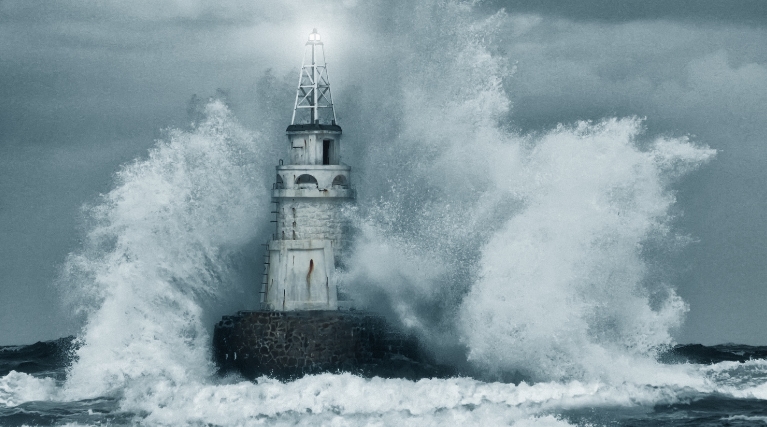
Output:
[212, 311, 454, 380]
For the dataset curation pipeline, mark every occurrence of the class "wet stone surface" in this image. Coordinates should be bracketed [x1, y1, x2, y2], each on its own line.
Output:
[212, 311, 453, 380]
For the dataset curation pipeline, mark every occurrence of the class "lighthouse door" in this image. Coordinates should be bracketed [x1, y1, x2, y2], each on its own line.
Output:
[322, 140, 331, 165]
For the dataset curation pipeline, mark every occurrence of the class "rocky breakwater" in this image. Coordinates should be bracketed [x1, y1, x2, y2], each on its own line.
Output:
[212, 311, 453, 380]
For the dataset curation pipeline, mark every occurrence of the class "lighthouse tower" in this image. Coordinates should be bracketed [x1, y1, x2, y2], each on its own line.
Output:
[213, 30, 441, 380]
[261, 29, 354, 311]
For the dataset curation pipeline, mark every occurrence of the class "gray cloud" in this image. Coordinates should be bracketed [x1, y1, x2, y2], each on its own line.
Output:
[483, 0, 767, 26]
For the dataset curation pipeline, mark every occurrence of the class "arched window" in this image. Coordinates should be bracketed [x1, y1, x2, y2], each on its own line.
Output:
[331, 175, 348, 189]
[275, 175, 284, 189]
[296, 174, 318, 189]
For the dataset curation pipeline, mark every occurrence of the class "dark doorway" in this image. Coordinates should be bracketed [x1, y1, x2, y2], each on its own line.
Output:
[322, 139, 331, 165]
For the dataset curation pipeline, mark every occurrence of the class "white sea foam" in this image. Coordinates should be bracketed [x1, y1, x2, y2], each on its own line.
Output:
[57, 101, 271, 400]
[109, 365, 767, 425]
[116, 374, 679, 426]
[699, 359, 767, 399]
[0, 371, 57, 407]
[336, 0, 715, 383]
[458, 119, 714, 382]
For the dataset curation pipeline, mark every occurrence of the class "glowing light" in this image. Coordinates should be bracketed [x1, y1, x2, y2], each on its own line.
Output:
[308, 29, 321, 42]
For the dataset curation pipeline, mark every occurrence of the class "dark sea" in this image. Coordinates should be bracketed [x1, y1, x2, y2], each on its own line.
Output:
[1, 338, 766, 426]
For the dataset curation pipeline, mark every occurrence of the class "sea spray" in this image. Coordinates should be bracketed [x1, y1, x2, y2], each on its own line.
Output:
[332, 1, 717, 380]
[345, 116, 714, 382]
[113, 370, 710, 426]
[338, 2, 519, 361]
[58, 101, 271, 399]
[459, 119, 715, 382]
[0, 371, 57, 407]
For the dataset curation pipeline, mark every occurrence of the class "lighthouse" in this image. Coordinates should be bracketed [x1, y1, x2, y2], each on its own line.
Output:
[212, 30, 443, 380]
[261, 29, 354, 311]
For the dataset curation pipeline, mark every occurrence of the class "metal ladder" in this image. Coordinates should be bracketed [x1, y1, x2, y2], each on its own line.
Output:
[259, 247, 270, 308]
[259, 198, 281, 309]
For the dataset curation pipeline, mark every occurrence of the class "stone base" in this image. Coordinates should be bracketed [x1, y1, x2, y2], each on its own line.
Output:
[212, 310, 453, 380]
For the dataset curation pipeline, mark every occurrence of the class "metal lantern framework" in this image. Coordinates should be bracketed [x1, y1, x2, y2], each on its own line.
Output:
[291, 29, 338, 125]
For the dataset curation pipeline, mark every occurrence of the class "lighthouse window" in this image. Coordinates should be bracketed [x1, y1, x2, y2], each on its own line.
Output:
[331, 175, 348, 189]
[322, 139, 331, 165]
[296, 174, 318, 189]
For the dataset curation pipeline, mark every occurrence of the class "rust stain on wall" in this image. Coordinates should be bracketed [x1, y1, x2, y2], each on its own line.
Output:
[307, 259, 314, 285]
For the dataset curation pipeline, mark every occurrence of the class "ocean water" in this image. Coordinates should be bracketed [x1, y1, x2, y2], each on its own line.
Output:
[3, 1, 765, 425]
[2, 340, 767, 426]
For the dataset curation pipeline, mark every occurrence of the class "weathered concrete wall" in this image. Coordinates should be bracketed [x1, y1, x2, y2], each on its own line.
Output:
[276, 199, 352, 253]
[287, 130, 341, 165]
[213, 311, 452, 380]
[263, 240, 338, 311]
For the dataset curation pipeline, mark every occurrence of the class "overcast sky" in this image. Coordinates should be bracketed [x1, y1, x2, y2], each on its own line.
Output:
[1, 0, 766, 345]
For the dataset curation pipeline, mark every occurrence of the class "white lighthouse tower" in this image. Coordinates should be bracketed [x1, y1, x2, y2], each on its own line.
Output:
[261, 29, 354, 311]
